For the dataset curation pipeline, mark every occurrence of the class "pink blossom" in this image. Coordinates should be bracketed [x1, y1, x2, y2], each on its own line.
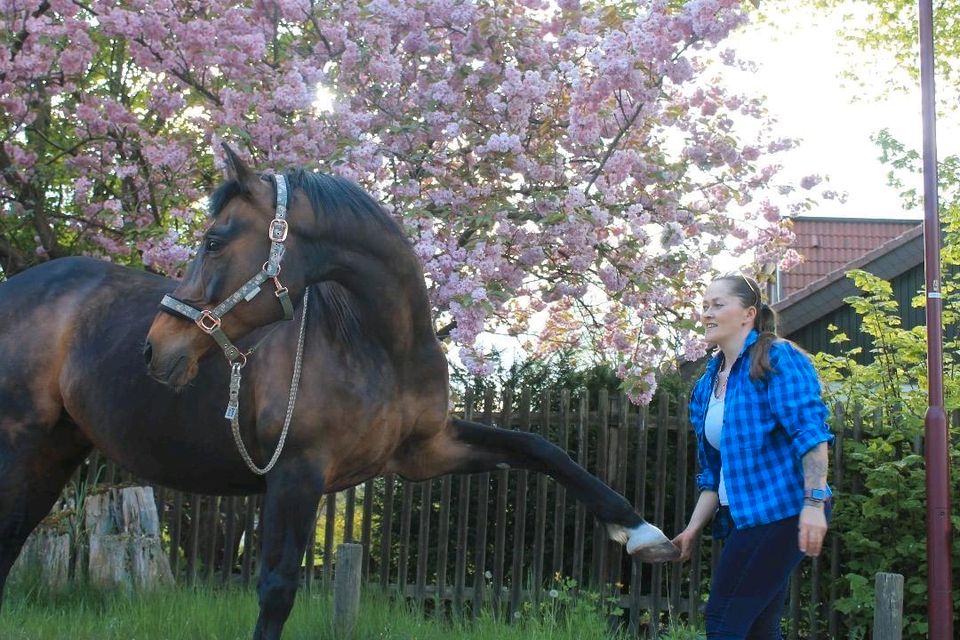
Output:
[0, 0, 810, 404]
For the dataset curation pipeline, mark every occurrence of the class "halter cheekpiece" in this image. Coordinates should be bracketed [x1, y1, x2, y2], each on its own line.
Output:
[160, 174, 295, 361]
[159, 174, 307, 475]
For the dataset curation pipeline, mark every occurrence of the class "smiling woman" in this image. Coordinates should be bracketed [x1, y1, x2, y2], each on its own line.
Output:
[700, 275, 760, 355]
[674, 271, 835, 638]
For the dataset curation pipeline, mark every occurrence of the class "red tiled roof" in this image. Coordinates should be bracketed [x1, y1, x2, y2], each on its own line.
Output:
[779, 217, 921, 298]
[773, 223, 923, 334]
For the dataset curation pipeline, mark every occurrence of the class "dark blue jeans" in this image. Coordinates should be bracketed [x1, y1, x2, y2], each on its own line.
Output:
[705, 505, 831, 639]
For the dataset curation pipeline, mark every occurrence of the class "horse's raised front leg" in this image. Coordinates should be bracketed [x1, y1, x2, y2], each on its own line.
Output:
[402, 418, 679, 562]
[253, 457, 324, 640]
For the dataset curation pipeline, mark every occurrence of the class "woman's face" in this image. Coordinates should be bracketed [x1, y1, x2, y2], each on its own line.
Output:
[700, 280, 756, 348]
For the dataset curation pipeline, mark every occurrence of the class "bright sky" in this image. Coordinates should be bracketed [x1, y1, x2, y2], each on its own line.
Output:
[724, 1, 949, 220]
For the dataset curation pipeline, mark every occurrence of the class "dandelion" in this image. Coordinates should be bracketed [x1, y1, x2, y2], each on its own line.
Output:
[484, 570, 492, 580]
[548, 589, 559, 598]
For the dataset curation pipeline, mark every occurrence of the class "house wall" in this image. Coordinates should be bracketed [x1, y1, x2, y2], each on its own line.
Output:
[784, 264, 926, 362]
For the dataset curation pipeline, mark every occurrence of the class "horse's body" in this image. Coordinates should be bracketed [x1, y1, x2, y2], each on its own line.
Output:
[0, 149, 676, 640]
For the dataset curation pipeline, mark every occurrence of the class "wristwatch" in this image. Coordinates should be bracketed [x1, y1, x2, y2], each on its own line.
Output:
[804, 488, 828, 503]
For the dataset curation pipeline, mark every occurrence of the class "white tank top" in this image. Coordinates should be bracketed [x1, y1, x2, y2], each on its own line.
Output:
[704, 394, 728, 505]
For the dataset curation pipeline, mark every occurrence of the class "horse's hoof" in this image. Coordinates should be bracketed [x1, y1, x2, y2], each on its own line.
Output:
[626, 522, 680, 562]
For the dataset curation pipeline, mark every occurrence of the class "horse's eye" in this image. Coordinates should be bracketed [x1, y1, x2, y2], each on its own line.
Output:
[205, 237, 224, 253]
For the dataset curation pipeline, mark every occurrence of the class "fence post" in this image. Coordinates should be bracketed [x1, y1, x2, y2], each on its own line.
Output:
[334, 543, 363, 637]
[873, 572, 904, 640]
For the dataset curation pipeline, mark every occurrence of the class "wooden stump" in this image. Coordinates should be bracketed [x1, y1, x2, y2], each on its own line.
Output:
[85, 486, 174, 591]
[10, 527, 71, 590]
[873, 572, 904, 640]
[333, 544, 363, 637]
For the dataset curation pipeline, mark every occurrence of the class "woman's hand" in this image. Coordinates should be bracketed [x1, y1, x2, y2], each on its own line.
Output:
[672, 490, 719, 562]
[798, 505, 828, 556]
[671, 528, 698, 562]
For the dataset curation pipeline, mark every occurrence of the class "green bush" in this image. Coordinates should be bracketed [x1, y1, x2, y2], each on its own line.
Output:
[814, 266, 960, 639]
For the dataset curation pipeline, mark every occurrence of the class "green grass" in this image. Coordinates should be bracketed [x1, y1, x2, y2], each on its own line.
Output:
[0, 580, 639, 640]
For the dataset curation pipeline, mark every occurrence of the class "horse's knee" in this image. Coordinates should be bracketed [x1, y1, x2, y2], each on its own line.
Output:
[258, 571, 298, 617]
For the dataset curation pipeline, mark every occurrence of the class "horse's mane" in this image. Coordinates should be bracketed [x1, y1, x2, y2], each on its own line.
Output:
[310, 280, 363, 351]
[209, 169, 405, 240]
[285, 169, 405, 240]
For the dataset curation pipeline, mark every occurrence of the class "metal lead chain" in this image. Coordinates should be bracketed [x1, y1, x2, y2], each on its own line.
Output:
[228, 288, 309, 476]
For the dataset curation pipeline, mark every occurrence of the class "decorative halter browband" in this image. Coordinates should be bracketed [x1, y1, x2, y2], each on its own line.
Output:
[158, 174, 307, 476]
[159, 174, 295, 366]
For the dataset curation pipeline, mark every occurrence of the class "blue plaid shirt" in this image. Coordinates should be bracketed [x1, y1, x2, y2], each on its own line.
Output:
[689, 330, 834, 528]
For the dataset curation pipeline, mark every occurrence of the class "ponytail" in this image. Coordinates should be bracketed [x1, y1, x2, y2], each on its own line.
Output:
[749, 302, 778, 381]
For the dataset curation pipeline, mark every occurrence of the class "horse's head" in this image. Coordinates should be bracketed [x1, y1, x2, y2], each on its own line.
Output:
[144, 145, 310, 389]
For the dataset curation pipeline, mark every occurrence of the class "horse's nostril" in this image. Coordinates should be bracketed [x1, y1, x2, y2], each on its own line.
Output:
[143, 340, 153, 366]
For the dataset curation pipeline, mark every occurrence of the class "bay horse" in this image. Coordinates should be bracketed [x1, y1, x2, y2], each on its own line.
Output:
[0, 146, 677, 639]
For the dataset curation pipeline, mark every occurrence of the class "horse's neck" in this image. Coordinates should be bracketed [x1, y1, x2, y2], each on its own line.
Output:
[314, 255, 437, 356]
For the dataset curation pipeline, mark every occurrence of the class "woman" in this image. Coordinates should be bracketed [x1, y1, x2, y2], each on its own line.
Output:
[672, 273, 833, 639]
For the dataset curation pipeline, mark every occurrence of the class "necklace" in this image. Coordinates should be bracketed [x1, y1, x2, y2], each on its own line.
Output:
[714, 369, 730, 399]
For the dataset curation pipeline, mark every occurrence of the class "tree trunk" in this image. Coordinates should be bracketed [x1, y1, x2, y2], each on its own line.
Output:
[10, 528, 71, 590]
[85, 486, 174, 591]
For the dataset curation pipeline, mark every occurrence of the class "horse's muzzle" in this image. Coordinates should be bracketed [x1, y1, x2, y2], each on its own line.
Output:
[143, 339, 194, 389]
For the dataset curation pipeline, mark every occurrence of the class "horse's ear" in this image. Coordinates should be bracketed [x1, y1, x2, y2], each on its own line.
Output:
[221, 143, 255, 185]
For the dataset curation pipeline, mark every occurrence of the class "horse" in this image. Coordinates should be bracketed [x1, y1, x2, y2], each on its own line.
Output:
[0, 145, 678, 640]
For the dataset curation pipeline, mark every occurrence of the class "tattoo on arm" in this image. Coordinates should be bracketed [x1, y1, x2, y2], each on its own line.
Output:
[802, 442, 829, 489]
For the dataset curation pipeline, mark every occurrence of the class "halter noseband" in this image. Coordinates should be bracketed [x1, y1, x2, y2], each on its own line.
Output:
[159, 174, 295, 365]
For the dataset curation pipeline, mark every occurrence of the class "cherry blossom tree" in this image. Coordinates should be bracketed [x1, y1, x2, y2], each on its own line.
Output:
[1, 0, 810, 402]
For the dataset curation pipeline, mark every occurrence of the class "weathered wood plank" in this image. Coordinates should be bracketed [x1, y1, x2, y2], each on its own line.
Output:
[436, 475, 452, 601]
[592, 389, 609, 588]
[572, 391, 588, 586]
[532, 389, 550, 606]
[203, 495, 218, 583]
[414, 481, 432, 603]
[333, 544, 363, 636]
[397, 481, 414, 594]
[303, 500, 318, 592]
[873, 572, 904, 640]
[649, 395, 669, 635]
[453, 389, 474, 615]
[830, 402, 845, 638]
[551, 389, 570, 579]
[221, 495, 238, 585]
[169, 492, 183, 578]
[378, 475, 395, 590]
[186, 493, 201, 586]
[471, 387, 495, 615]
[508, 389, 530, 617]
[361, 479, 374, 582]
[670, 400, 689, 613]
[344, 487, 356, 543]
[492, 388, 514, 618]
[323, 493, 336, 589]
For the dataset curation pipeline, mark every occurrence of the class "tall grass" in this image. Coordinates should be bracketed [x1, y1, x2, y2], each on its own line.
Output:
[0, 579, 635, 640]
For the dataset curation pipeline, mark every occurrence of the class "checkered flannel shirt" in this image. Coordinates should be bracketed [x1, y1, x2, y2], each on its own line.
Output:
[689, 330, 835, 528]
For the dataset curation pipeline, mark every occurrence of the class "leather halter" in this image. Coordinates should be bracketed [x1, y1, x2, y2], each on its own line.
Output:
[159, 174, 295, 365]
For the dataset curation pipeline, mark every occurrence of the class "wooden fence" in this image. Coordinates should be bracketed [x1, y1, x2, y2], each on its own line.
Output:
[71, 386, 882, 637]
